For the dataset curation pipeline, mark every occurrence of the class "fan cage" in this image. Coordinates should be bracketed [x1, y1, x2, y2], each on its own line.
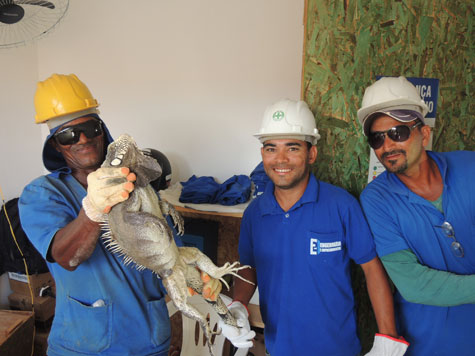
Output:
[0, 0, 69, 49]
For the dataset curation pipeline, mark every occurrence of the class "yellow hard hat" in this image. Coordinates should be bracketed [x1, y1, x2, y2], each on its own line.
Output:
[34, 73, 99, 124]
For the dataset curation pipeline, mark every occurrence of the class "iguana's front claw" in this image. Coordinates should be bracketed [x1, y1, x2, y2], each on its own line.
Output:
[170, 210, 184, 235]
[159, 200, 185, 235]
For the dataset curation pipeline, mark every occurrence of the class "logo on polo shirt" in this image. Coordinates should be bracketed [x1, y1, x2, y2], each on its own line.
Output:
[310, 238, 342, 255]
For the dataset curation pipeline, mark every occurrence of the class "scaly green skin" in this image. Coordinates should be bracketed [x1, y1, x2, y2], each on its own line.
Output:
[100, 134, 251, 356]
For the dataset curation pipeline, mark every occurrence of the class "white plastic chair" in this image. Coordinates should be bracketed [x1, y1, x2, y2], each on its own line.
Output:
[167, 294, 249, 356]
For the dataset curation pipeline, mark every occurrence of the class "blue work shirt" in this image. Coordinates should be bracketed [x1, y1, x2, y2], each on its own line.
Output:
[360, 151, 475, 356]
[239, 174, 377, 356]
[19, 168, 171, 356]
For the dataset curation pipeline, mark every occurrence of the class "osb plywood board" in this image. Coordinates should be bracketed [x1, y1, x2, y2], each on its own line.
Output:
[303, 0, 474, 196]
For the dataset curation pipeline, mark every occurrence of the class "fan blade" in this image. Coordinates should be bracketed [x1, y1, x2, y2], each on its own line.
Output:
[14, 0, 55, 9]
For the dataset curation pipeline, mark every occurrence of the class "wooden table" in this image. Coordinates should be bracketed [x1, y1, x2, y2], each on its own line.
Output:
[174, 205, 243, 219]
[174, 205, 243, 266]
[0, 310, 34, 356]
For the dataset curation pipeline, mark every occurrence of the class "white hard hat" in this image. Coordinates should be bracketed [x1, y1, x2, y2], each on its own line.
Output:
[254, 99, 320, 145]
[357, 76, 429, 135]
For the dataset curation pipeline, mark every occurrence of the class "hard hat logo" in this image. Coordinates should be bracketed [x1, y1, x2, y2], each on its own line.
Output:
[272, 110, 285, 121]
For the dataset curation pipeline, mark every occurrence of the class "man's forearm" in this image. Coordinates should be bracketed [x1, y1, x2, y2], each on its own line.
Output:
[233, 267, 257, 306]
[382, 249, 475, 306]
[361, 257, 398, 338]
[50, 208, 101, 270]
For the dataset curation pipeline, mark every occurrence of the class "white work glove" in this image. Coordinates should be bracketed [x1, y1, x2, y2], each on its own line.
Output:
[364, 334, 409, 356]
[82, 167, 136, 222]
[218, 301, 256, 348]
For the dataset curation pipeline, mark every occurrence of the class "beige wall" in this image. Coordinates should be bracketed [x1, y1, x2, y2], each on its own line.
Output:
[0, 45, 43, 203]
[0, 0, 305, 305]
[36, 0, 305, 183]
[0, 45, 42, 307]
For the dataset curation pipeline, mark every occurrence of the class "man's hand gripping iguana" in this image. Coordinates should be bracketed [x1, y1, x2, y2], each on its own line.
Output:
[99, 134, 253, 355]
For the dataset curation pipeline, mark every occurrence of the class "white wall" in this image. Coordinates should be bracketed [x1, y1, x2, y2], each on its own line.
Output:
[0, 44, 42, 308]
[0, 45, 43, 202]
[36, 0, 305, 183]
[0, 0, 304, 305]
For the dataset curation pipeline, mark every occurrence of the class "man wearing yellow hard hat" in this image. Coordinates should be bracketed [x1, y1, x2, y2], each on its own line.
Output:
[18, 73, 219, 356]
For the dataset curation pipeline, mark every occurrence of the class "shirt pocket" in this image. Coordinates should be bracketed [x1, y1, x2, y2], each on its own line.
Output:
[147, 297, 171, 347]
[53, 295, 112, 353]
[306, 231, 345, 267]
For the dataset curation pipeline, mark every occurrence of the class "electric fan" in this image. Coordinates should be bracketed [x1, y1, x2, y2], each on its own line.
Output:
[0, 0, 69, 49]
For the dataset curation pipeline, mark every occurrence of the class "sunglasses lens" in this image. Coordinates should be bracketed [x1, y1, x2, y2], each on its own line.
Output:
[441, 221, 454, 237]
[451, 242, 464, 257]
[55, 120, 102, 146]
[368, 133, 385, 149]
[82, 121, 103, 139]
[55, 128, 78, 145]
[387, 125, 411, 142]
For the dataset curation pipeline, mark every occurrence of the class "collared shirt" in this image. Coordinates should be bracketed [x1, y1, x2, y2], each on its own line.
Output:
[239, 174, 376, 356]
[360, 150, 475, 356]
[19, 170, 171, 356]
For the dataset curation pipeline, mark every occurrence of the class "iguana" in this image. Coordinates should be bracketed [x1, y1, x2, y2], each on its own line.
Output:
[100, 134, 252, 356]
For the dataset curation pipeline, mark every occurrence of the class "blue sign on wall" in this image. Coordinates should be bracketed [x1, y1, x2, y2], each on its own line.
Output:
[406, 77, 439, 119]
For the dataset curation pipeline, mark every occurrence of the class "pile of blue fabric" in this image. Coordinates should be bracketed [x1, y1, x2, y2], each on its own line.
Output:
[179, 174, 252, 206]
[250, 162, 270, 198]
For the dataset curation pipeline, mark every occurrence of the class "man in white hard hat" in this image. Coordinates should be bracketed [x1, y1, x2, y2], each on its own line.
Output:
[358, 76, 475, 356]
[219, 99, 409, 355]
[18, 73, 221, 356]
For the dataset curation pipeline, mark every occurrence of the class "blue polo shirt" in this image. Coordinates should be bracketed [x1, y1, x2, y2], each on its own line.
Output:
[360, 150, 475, 356]
[19, 170, 171, 356]
[239, 174, 376, 356]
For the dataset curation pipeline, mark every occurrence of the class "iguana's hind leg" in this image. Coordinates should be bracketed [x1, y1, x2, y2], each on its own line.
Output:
[179, 247, 254, 290]
[186, 265, 239, 328]
[163, 269, 216, 356]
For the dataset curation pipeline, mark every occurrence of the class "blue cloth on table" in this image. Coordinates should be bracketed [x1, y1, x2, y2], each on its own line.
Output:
[179, 175, 220, 203]
[250, 161, 270, 198]
[215, 175, 252, 206]
[179, 174, 251, 205]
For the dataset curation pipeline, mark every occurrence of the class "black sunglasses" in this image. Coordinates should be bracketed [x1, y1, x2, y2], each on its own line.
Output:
[54, 120, 103, 146]
[368, 121, 422, 149]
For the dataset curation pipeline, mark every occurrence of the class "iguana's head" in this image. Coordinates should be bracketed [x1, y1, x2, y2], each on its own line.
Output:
[103, 134, 162, 188]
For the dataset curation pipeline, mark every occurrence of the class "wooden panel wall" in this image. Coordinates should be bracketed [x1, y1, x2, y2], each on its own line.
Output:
[303, 0, 474, 196]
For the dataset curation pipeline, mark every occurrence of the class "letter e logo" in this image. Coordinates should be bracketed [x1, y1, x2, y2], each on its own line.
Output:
[310, 238, 319, 255]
